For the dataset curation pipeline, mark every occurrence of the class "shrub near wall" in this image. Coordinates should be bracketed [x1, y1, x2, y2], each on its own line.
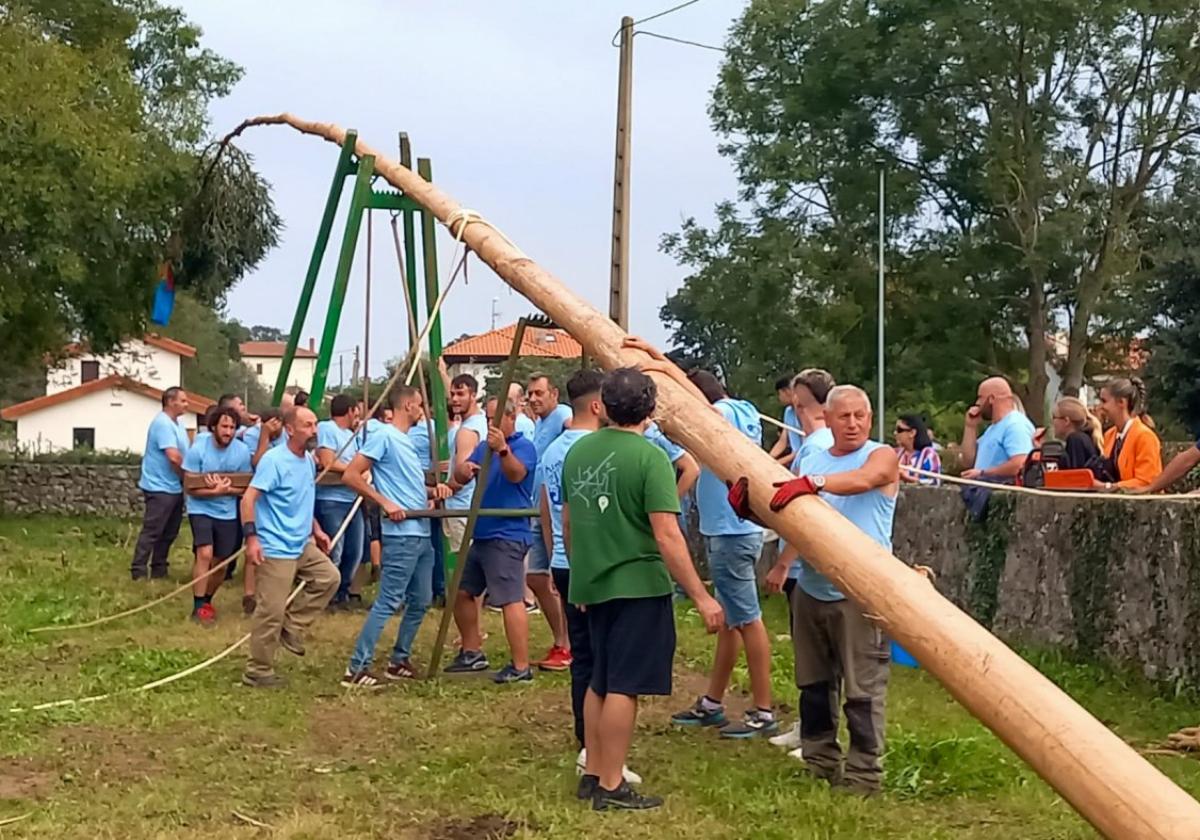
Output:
[894, 487, 1200, 692]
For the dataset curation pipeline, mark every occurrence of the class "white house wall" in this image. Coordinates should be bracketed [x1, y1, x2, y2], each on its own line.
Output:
[243, 356, 317, 395]
[17, 387, 198, 455]
[46, 340, 183, 395]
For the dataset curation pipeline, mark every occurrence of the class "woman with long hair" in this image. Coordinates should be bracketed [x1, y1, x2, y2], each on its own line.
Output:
[894, 413, 941, 485]
[1050, 397, 1103, 469]
[1096, 377, 1162, 490]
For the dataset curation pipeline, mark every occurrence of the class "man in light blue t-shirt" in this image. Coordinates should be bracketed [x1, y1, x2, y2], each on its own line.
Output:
[445, 373, 488, 555]
[240, 406, 340, 689]
[131, 387, 191, 581]
[183, 405, 252, 625]
[341, 386, 452, 688]
[314, 395, 365, 610]
[671, 369, 778, 739]
[525, 373, 574, 671]
[960, 377, 1035, 481]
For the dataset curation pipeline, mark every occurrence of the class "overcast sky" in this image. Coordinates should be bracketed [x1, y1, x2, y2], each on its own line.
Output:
[181, 1, 744, 377]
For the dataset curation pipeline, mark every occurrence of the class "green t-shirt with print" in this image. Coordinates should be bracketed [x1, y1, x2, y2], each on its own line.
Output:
[563, 427, 681, 605]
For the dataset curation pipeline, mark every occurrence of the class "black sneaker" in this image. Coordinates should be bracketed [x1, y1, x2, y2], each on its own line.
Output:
[241, 672, 287, 689]
[493, 662, 534, 684]
[347, 594, 371, 612]
[720, 709, 780, 739]
[593, 781, 663, 811]
[444, 649, 490, 673]
[671, 697, 726, 728]
[577, 774, 599, 801]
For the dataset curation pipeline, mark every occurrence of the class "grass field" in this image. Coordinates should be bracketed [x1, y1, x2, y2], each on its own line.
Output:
[1, 516, 1199, 839]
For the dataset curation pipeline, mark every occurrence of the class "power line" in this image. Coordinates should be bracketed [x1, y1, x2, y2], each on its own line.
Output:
[636, 29, 727, 53]
[612, 0, 704, 46]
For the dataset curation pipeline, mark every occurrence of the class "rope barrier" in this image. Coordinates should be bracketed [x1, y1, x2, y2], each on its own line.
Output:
[758, 412, 1199, 502]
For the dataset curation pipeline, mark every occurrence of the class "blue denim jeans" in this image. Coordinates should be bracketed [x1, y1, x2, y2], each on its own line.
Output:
[316, 499, 364, 602]
[430, 526, 445, 599]
[706, 532, 765, 628]
[348, 534, 434, 672]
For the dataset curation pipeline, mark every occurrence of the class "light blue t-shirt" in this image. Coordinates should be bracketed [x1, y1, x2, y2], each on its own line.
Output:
[139, 411, 189, 494]
[533, 404, 573, 456]
[249, 445, 317, 560]
[447, 412, 489, 510]
[315, 419, 358, 504]
[516, 412, 535, 438]
[183, 435, 252, 519]
[408, 420, 435, 472]
[537, 428, 590, 570]
[696, 398, 763, 537]
[795, 440, 896, 602]
[359, 424, 429, 538]
[243, 424, 288, 458]
[783, 406, 804, 454]
[644, 422, 686, 463]
[975, 411, 1036, 473]
[785, 426, 835, 579]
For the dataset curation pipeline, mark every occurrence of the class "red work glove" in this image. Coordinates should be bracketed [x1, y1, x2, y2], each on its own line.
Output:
[769, 476, 819, 513]
[725, 477, 767, 528]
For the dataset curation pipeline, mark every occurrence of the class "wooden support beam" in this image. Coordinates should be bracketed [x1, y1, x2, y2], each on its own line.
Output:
[216, 115, 1200, 840]
[182, 473, 253, 494]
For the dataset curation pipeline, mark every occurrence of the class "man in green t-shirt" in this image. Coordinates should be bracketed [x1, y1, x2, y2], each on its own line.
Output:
[563, 367, 723, 811]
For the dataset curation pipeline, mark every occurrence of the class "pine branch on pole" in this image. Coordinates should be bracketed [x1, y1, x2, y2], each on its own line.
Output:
[215, 115, 1200, 839]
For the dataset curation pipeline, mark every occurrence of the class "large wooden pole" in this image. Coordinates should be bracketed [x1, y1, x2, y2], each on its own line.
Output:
[609, 15, 634, 329]
[219, 116, 1200, 839]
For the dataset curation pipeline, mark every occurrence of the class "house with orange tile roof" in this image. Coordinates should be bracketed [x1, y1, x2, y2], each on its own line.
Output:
[238, 338, 319, 392]
[441, 323, 583, 382]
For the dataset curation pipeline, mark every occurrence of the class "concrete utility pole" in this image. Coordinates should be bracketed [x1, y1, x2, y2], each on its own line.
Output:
[608, 15, 634, 330]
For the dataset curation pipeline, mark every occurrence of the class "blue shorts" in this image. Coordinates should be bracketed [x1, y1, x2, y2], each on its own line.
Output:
[527, 519, 551, 574]
[706, 533, 764, 629]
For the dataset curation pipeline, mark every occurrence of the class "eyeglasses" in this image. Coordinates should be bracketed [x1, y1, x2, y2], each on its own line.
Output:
[894, 426, 913, 434]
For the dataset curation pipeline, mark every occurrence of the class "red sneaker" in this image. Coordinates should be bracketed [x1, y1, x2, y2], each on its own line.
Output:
[192, 603, 217, 627]
[537, 645, 572, 672]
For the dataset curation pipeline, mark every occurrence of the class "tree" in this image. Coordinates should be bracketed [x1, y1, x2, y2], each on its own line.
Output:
[159, 292, 270, 406]
[668, 0, 1200, 424]
[0, 1, 279, 374]
[248, 325, 287, 342]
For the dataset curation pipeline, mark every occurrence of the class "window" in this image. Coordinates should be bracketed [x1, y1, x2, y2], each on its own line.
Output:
[72, 428, 95, 450]
[255, 363, 263, 374]
[81, 360, 100, 383]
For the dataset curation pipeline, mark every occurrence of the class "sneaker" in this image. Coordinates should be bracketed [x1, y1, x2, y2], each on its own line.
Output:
[444, 649, 490, 673]
[280, 628, 305, 657]
[242, 595, 257, 616]
[720, 709, 780, 739]
[326, 598, 351, 613]
[347, 594, 371, 611]
[524, 600, 541, 615]
[493, 662, 534, 684]
[592, 780, 663, 811]
[576, 748, 643, 784]
[191, 603, 217, 627]
[769, 722, 802, 749]
[537, 645, 572, 672]
[832, 779, 880, 798]
[385, 659, 420, 680]
[671, 697, 727, 728]
[577, 774, 600, 800]
[340, 669, 385, 690]
[241, 672, 287, 689]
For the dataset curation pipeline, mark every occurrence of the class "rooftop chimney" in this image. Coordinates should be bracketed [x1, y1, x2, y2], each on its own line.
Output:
[308, 337, 315, 352]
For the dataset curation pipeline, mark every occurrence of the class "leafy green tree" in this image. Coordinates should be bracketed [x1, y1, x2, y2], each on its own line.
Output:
[0, 1, 279, 373]
[159, 292, 269, 407]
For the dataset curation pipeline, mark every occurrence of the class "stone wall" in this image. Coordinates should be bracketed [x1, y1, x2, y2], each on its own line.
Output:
[0, 463, 143, 516]
[893, 486, 1200, 690]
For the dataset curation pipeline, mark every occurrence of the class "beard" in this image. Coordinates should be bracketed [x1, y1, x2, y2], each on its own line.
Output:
[980, 404, 994, 422]
[303, 435, 318, 453]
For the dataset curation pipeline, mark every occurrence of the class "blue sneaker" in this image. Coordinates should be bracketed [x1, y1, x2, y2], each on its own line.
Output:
[720, 709, 780, 739]
[671, 697, 726, 727]
[444, 649, 489, 673]
[492, 662, 534, 684]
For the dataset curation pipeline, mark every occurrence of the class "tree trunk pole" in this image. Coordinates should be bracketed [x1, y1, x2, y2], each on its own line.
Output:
[609, 15, 634, 329]
[219, 115, 1200, 840]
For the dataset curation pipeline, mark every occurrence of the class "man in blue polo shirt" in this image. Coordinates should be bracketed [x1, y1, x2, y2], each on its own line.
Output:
[525, 372, 574, 671]
[132, 387, 190, 581]
[445, 396, 538, 683]
[960, 377, 1035, 481]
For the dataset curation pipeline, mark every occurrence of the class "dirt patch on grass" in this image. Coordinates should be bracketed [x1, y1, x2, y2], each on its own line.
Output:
[0, 757, 56, 800]
[426, 814, 526, 839]
[47, 724, 166, 782]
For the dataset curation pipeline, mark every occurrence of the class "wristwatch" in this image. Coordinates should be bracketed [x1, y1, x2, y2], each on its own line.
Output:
[498, 448, 510, 458]
[1104, 482, 1113, 491]
[811, 475, 826, 490]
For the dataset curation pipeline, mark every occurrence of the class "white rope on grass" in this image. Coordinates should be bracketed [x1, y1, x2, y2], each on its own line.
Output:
[759, 412, 1199, 502]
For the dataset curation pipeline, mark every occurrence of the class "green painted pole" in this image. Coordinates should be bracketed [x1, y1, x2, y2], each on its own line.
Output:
[398, 135, 423, 327]
[273, 129, 358, 406]
[417, 157, 451, 474]
[310, 155, 375, 407]
[425, 319, 530, 679]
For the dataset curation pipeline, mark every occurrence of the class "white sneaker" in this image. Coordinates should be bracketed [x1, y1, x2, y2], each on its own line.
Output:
[787, 746, 805, 761]
[575, 748, 643, 784]
[769, 722, 801, 749]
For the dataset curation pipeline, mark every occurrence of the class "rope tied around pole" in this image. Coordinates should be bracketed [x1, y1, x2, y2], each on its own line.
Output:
[443, 208, 528, 261]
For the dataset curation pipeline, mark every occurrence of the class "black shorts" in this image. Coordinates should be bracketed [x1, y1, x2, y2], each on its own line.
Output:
[188, 514, 242, 578]
[587, 595, 675, 698]
[365, 504, 382, 542]
[460, 538, 527, 606]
